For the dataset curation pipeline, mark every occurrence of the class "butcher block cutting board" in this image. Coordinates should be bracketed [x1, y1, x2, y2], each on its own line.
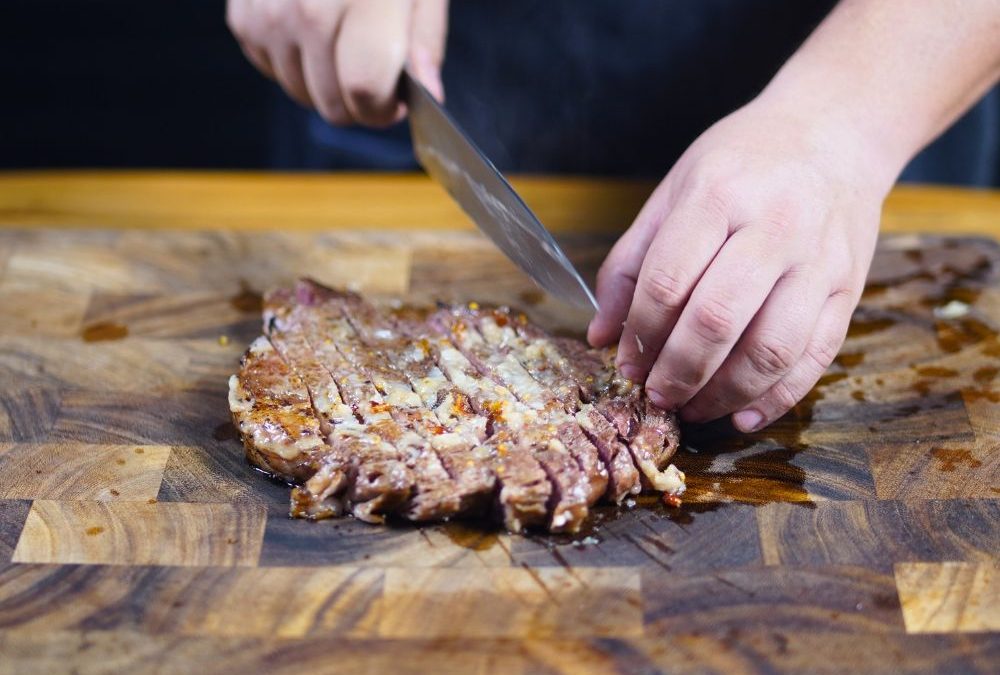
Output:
[0, 182, 998, 673]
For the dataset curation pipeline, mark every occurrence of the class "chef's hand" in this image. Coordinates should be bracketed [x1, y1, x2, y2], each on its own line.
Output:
[588, 98, 895, 433]
[227, 0, 448, 126]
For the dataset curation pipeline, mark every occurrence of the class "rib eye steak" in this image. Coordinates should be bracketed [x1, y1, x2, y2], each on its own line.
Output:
[228, 279, 685, 533]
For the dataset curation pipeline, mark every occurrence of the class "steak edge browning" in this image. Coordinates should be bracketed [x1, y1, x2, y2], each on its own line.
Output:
[230, 279, 685, 533]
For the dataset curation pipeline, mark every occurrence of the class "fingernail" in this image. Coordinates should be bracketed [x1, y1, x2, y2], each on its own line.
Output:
[620, 365, 644, 383]
[646, 388, 672, 410]
[733, 409, 764, 433]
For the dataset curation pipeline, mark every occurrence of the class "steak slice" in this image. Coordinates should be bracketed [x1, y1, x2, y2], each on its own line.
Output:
[299, 281, 497, 516]
[549, 336, 685, 495]
[429, 308, 593, 532]
[228, 336, 326, 483]
[392, 306, 552, 532]
[229, 279, 685, 533]
[473, 311, 626, 503]
[264, 292, 413, 522]
[289, 286, 469, 522]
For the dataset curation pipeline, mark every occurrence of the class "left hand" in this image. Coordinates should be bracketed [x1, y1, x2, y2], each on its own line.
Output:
[587, 96, 895, 432]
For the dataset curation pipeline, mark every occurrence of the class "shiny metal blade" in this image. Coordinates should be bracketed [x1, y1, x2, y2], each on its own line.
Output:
[402, 72, 599, 312]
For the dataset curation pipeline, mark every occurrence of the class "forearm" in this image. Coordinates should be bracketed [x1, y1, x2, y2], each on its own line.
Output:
[759, 0, 1000, 184]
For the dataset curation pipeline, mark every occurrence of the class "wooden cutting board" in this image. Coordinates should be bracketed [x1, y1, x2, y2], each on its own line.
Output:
[0, 223, 998, 673]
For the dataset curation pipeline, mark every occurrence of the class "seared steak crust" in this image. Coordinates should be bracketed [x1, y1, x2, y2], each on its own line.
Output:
[231, 279, 684, 533]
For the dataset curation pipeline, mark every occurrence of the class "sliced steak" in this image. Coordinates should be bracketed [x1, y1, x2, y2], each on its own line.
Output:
[479, 312, 642, 502]
[229, 279, 685, 533]
[549, 336, 685, 494]
[428, 308, 594, 532]
[228, 336, 326, 483]
[392, 306, 552, 532]
[301, 282, 497, 516]
[265, 293, 416, 522]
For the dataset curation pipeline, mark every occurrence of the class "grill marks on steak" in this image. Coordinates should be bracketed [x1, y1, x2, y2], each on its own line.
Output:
[475, 313, 639, 503]
[231, 279, 684, 533]
[392, 306, 552, 532]
[429, 308, 598, 532]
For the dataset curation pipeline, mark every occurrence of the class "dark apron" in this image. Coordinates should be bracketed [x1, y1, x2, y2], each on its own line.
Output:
[271, 0, 999, 186]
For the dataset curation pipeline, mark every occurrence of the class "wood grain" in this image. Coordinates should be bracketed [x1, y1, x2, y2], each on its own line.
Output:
[12, 501, 265, 567]
[0, 176, 996, 672]
[0, 564, 382, 638]
[896, 562, 999, 633]
[379, 567, 643, 638]
[0, 444, 170, 501]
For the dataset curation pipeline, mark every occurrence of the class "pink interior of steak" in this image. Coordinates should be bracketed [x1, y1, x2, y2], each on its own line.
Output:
[228, 278, 685, 533]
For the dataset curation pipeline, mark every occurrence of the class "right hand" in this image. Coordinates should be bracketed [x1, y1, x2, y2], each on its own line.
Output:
[227, 0, 448, 126]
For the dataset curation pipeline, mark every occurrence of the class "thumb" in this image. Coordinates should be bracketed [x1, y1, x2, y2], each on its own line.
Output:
[408, 0, 448, 102]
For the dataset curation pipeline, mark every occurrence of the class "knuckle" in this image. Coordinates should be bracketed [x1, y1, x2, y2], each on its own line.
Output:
[648, 364, 703, 397]
[690, 299, 737, 345]
[805, 332, 843, 372]
[769, 379, 801, 414]
[640, 270, 688, 316]
[746, 335, 798, 378]
[297, 0, 339, 35]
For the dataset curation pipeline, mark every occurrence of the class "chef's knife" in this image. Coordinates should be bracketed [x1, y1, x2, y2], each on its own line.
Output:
[401, 71, 599, 312]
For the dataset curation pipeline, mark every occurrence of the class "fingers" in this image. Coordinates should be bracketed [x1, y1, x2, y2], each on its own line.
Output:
[336, 0, 411, 126]
[731, 288, 857, 433]
[299, 3, 352, 125]
[587, 190, 667, 348]
[680, 267, 828, 422]
[408, 0, 449, 101]
[641, 228, 786, 410]
[610, 194, 730, 374]
[271, 44, 314, 108]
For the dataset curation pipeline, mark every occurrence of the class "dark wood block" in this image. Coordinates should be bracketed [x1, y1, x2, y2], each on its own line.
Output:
[0, 499, 31, 563]
[757, 499, 1000, 571]
[642, 565, 907, 635]
[510, 501, 762, 572]
[0, 387, 60, 442]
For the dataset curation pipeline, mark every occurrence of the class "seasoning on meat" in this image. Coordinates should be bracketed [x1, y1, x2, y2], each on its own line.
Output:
[229, 278, 685, 533]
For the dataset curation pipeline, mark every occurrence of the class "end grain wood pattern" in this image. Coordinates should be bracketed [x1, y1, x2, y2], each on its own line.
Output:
[0, 226, 997, 673]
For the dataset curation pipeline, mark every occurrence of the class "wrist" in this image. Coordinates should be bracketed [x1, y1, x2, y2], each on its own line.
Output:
[750, 78, 908, 197]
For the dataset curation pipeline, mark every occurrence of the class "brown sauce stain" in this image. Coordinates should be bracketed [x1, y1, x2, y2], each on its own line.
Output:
[904, 250, 924, 263]
[930, 447, 982, 472]
[518, 289, 546, 306]
[963, 388, 1000, 403]
[847, 317, 896, 338]
[230, 280, 264, 313]
[109, 489, 120, 497]
[984, 339, 1000, 358]
[850, 390, 866, 401]
[81, 322, 128, 342]
[134, 448, 144, 454]
[85, 526, 104, 536]
[213, 422, 239, 441]
[115, 458, 126, 466]
[835, 352, 865, 368]
[440, 523, 498, 551]
[911, 380, 932, 396]
[936, 318, 997, 353]
[861, 283, 889, 298]
[914, 366, 959, 378]
[973, 366, 998, 384]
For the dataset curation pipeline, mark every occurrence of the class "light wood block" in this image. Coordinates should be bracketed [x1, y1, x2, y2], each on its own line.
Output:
[896, 562, 999, 633]
[0, 564, 382, 638]
[379, 567, 642, 639]
[12, 500, 265, 567]
[0, 444, 170, 501]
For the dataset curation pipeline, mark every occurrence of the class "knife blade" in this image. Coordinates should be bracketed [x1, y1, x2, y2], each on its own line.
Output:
[402, 71, 599, 312]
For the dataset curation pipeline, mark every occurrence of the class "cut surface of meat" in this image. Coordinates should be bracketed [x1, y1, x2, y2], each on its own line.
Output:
[230, 279, 685, 533]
